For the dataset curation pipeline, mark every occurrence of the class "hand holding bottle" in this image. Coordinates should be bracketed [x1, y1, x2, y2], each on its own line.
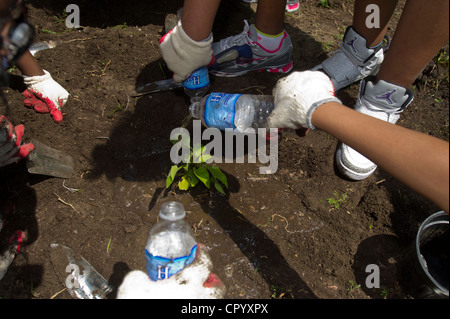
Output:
[267, 71, 341, 130]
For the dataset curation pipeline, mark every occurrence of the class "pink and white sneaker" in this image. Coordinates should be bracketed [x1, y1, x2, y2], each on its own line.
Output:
[209, 20, 294, 77]
[242, 0, 300, 13]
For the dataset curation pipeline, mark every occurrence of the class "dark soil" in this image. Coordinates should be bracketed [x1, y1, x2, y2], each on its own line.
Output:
[0, 0, 448, 300]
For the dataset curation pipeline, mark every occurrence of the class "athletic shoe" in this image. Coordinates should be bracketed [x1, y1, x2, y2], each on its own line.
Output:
[209, 20, 293, 77]
[241, 0, 300, 13]
[336, 76, 414, 180]
[312, 26, 389, 91]
[286, 0, 300, 13]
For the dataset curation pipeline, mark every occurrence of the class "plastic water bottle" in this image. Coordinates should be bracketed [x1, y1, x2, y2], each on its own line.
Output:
[189, 92, 275, 133]
[145, 202, 197, 281]
[183, 66, 210, 99]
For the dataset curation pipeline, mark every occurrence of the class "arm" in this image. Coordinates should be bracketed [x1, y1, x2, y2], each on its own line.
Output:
[182, 0, 221, 41]
[312, 102, 449, 212]
[16, 50, 45, 76]
[268, 71, 449, 213]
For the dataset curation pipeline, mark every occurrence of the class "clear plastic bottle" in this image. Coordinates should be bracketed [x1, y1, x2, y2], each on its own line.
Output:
[145, 201, 197, 281]
[49, 243, 113, 299]
[189, 92, 275, 133]
[183, 66, 210, 99]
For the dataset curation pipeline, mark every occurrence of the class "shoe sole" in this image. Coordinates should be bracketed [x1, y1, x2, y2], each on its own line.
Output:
[335, 147, 377, 181]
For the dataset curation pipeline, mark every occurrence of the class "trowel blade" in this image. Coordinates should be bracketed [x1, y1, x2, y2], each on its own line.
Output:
[26, 139, 74, 179]
[131, 78, 183, 97]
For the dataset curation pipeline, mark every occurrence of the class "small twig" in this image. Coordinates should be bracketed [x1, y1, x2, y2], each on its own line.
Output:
[259, 213, 302, 234]
[50, 287, 67, 299]
[54, 192, 78, 213]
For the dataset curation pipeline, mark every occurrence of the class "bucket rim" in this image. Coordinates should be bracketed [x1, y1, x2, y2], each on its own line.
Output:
[415, 211, 449, 296]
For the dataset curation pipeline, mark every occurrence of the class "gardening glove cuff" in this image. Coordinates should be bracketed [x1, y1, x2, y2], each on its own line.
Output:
[268, 71, 341, 130]
[0, 115, 34, 168]
[160, 20, 213, 82]
[22, 70, 69, 123]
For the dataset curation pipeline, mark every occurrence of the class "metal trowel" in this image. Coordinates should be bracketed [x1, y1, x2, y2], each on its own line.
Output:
[26, 139, 74, 179]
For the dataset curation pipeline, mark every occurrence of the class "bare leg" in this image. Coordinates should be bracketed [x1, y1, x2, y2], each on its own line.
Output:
[352, 0, 398, 47]
[255, 0, 287, 35]
[181, 0, 221, 41]
[376, 0, 449, 88]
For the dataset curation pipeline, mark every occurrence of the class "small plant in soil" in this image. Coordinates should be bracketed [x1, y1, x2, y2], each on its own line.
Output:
[166, 139, 228, 195]
[327, 190, 348, 210]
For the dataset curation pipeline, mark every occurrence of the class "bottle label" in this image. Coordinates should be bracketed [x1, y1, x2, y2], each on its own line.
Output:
[183, 67, 209, 90]
[204, 93, 242, 130]
[145, 244, 198, 281]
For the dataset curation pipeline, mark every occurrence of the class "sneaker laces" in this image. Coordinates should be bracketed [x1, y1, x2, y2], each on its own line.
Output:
[213, 20, 252, 54]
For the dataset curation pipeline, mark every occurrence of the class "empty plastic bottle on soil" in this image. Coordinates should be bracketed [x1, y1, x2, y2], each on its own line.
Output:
[145, 201, 197, 281]
[49, 244, 113, 299]
[189, 92, 275, 133]
[183, 66, 210, 99]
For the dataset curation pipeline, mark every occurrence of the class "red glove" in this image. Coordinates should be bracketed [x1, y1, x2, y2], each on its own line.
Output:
[0, 230, 26, 281]
[23, 89, 64, 123]
[0, 115, 34, 167]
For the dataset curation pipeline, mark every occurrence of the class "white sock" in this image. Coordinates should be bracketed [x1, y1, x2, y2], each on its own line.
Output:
[255, 27, 285, 52]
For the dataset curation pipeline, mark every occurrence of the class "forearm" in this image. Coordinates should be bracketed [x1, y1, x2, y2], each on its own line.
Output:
[16, 51, 45, 77]
[182, 0, 221, 41]
[312, 102, 449, 212]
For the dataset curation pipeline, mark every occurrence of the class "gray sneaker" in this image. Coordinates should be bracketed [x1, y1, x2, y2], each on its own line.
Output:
[336, 76, 414, 180]
[209, 20, 294, 77]
[313, 26, 389, 91]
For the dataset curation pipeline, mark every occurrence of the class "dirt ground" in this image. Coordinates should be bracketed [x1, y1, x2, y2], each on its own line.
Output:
[0, 0, 448, 300]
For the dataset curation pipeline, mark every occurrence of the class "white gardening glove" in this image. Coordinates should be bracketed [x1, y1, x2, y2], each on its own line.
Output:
[22, 70, 69, 123]
[117, 244, 226, 299]
[268, 71, 342, 130]
[159, 20, 213, 82]
[0, 115, 34, 168]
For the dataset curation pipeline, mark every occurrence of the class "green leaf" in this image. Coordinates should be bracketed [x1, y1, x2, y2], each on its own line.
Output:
[192, 143, 202, 163]
[178, 176, 190, 191]
[200, 145, 212, 163]
[166, 165, 180, 188]
[213, 180, 226, 195]
[193, 166, 210, 189]
[185, 169, 200, 187]
[207, 166, 228, 188]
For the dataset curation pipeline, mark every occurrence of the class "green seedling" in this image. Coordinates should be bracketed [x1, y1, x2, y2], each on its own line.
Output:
[107, 236, 112, 253]
[327, 190, 348, 210]
[166, 140, 228, 195]
[318, 0, 330, 8]
[380, 288, 389, 299]
[346, 280, 361, 294]
[109, 101, 123, 117]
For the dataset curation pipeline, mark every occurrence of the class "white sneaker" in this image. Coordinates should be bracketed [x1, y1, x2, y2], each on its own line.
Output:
[336, 77, 414, 180]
